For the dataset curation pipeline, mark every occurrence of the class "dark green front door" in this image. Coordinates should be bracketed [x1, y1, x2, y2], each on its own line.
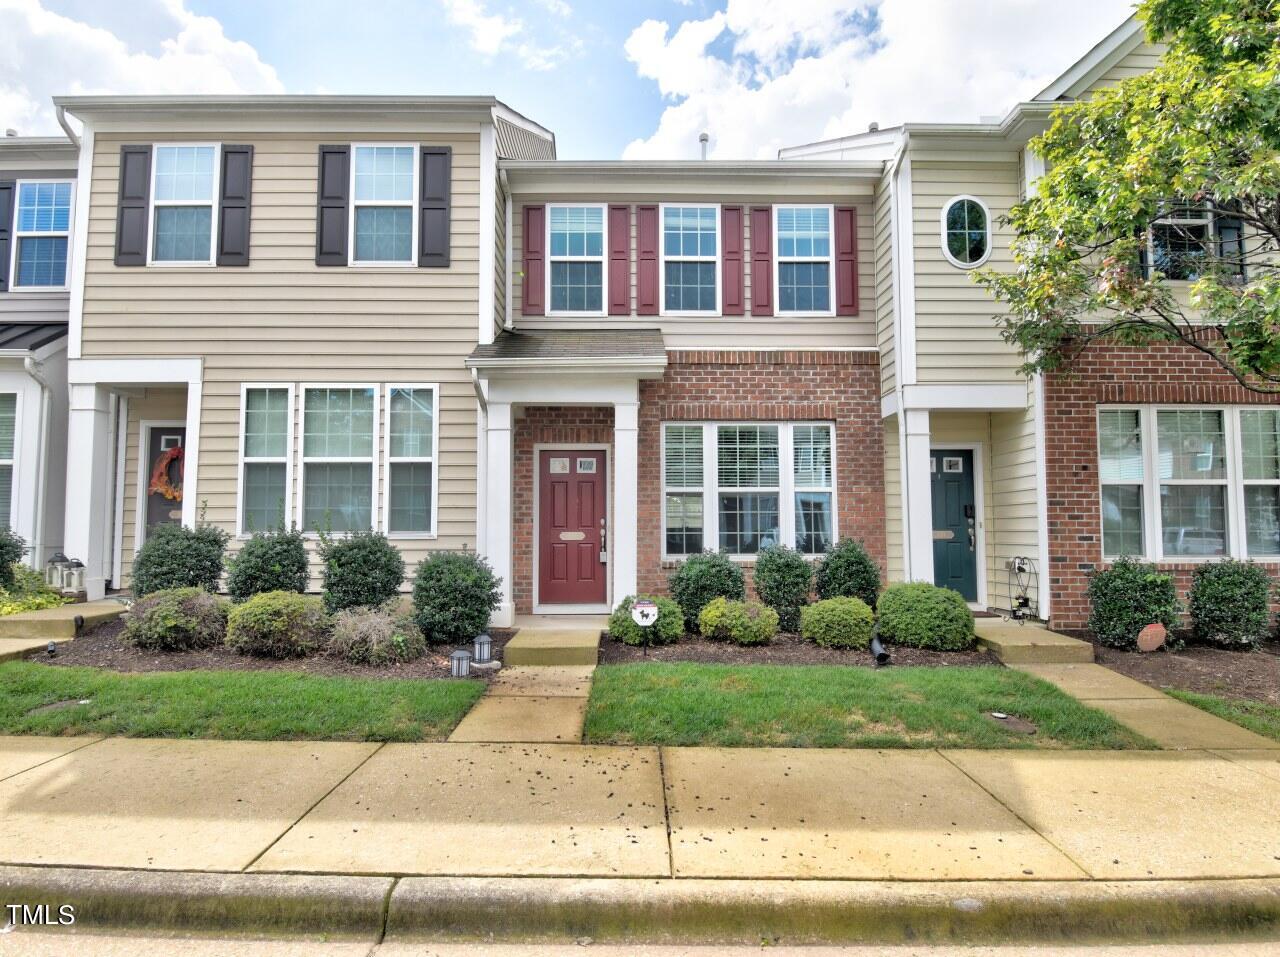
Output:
[931, 449, 977, 602]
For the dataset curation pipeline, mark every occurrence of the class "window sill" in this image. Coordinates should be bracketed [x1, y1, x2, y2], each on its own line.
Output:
[8, 286, 69, 293]
[546, 311, 608, 319]
[385, 532, 439, 541]
[147, 261, 216, 268]
[776, 311, 837, 319]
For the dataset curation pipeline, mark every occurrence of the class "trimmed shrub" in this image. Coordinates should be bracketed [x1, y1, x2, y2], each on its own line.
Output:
[697, 597, 779, 646]
[412, 551, 502, 644]
[0, 566, 69, 616]
[801, 596, 874, 649]
[814, 538, 881, 608]
[608, 595, 683, 646]
[226, 528, 309, 601]
[226, 590, 328, 658]
[752, 545, 812, 632]
[1087, 557, 1181, 651]
[876, 582, 975, 651]
[124, 586, 227, 651]
[131, 523, 229, 597]
[668, 552, 746, 631]
[327, 606, 427, 665]
[1190, 560, 1272, 649]
[319, 530, 405, 613]
[0, 527, 27, 591]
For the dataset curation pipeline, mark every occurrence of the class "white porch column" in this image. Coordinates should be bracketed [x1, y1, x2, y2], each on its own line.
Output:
[902, 408, 934, 583]
[64, 383, 113, 600]
[484, 400, 515, 627]
[180, 380, 203, 529]
[613, 401, 639, 608]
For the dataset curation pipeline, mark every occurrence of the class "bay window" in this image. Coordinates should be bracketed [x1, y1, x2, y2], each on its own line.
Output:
[239, 386, 292, 533]
[660, 204, 718, 313]
[662, 422, 836, 558]
[302, 386, 375, 532]
[13, 181, 73, 288]
[547, 204, 605, 315]
[150, 145, 218, 264]
[775, 205, 834, 315]
[384, 385, 437, 535]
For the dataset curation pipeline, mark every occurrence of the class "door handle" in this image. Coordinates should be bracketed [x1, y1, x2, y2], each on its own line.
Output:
[968, 523, 976, 552]
[599, 518, 607, 564]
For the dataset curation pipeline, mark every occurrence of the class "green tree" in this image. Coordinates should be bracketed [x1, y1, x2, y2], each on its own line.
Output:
[976, 0, 1280, 392]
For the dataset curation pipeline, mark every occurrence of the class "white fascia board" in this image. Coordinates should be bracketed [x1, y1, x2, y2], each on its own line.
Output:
[1034, 15, 1144, 101]
[468, 356, 668, 379]
[485, 374, 641, 408]
[778, 127, 905, 161]
[900, 384, 1029, 411]
[68, 357, 203, 386]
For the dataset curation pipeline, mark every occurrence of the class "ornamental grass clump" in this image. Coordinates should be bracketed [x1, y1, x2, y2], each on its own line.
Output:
[327, 605, 427, 665]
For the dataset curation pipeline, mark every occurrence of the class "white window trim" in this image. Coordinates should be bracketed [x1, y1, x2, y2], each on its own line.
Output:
[660, 421, 838, 561]
[773, 203, 836, 318]
[1145, 199, 1238, 283]
[146, 143, 220, 267]
[1097, 405, 1280, 562]
[9, 178, 75, 291]
[544, 202, 608, 318]
[299, 383, 380, 537]
[236, 383, 295, 538]
[382, 383, 439, 539]
[658, 202, 721, 317]
[939, 194, 992, 270]
[347, 143, 419, 267]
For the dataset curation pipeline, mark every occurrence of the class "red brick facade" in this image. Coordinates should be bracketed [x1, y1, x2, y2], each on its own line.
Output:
[1044, 339, 1280, 632]
[509, 351, 885, 613]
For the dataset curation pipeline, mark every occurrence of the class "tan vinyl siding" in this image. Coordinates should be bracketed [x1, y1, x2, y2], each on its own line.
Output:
[0, 291, 69, 320]
[911, 156, 1022, 385]
[510, 193, 877, 350]
[989, 388, 1040, 613]
[873, 174, 896, 395]
[883, 416, 903, 583]
[119, 388, 188, 586]
[1083, 42, 1167, 96]
[84, 128, 485, 587]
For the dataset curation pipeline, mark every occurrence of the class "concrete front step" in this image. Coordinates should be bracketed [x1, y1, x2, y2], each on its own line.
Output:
[0, 599, 125, 641]
[503, 628, 601, 667]
[975, 620, 1094, 664]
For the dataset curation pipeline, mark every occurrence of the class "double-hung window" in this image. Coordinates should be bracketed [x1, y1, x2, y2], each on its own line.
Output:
[1146, 201, 1245, 281]
[1240, 409, 1280, 558]
[239, 386, 292, 534]
[12, 181, 73, 288]
[547, 204, 605, 314]
[1157, 410, 1229, 557]
[661, 204, 718, 313]
[302, 386, 376, 532]
[351, 145, 416, 264]
[662, 422, 836, 558]
[775, 205, 834, 315]
[1098, 410, 1146, 558]
[384, 385, 437, 536]
[0, 394, 14, 529]
[150, 144, 218, 264]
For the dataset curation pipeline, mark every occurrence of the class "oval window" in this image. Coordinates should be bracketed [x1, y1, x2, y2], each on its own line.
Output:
[942, 197, 990, 267]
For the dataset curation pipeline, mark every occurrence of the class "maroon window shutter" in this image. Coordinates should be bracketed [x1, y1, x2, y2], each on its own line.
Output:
[721, 206, 744, 316]
[835, 206, 859, 316]
[608, 204, 631, 315]
[522, 204, 545, 315]
[636, 204, 659, 316]
[749, 206, 772, 316]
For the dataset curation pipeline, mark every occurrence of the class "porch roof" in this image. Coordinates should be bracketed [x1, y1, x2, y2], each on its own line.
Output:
[467, 329, 667, 376]
[0, 321, 67, 355]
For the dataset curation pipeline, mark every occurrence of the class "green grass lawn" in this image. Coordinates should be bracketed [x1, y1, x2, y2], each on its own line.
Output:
[1168, 690, 1280, 742]
[0, 662, 485, 742]
[584, 662, 1152, 749]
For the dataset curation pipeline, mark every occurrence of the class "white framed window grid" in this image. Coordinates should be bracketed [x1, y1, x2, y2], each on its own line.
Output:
[545, 202, 608, 317]
[659, 202, 720, 316]
[773, 204, 835, 317]
[10, 179, 74, 290]
[237, 383, 294, 535]
[147, 143, 220, 266]
[382, 383, 439, 538]
[348, 143, 419, 266]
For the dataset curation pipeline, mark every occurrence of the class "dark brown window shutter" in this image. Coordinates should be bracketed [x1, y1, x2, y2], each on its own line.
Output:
[315, 145, 349, 266]
[835, 206, 859, 316]
[419, 146, 451, 268]
[721, 205, 745, 316]
[749, 206, 773, 316]
[115, 145, 152, 266]
[608, 204, 631, 315]
[0, 181, 14, 292]
[522, 204, 545, 315]
[217, 145, 253, 267]
[636, 204, 659, 316]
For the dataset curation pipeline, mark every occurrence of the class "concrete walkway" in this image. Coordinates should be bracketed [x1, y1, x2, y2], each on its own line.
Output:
[0, 599, 126, 661]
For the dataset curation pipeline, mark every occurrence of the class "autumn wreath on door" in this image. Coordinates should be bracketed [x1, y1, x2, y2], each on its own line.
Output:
[148, 446, 184, 502]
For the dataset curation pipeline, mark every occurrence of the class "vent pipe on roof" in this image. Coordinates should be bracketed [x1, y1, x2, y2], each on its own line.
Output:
[698, 131, 709, 160]
[868, 121, 879, 132]
[4, 129, 16, 137]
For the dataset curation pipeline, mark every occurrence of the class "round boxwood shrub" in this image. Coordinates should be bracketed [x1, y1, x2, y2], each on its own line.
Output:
[318, 530, 405, 613]
[412, 550, 502, 645]
[131, 523, 230, 597]
[800, 596, 874, 649]
[327, 606, 427, 665]
[226, 528, 309, 602]
[1087, 557, 1181, 651]
[1189, 559, 1272, 649]
[876, 582, 975, 651]
[668, 552, 746, 631]
[226, 590, 328, 658]
[697, 596, 779, 646]
[814, 538, 881, 608]
[124, 586, 228, 651]
[0, 527, 27, 591]
[608, 594, 683, 646]
[752, 545, 812, 632]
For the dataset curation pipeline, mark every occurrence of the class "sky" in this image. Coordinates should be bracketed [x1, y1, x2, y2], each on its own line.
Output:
[0, 0, 1136, 159]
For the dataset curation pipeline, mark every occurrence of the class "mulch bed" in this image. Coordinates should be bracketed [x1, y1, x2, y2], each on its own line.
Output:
[27, 617, 514, 682]
[598, 631, 1000, 668]
[1086, 635, 1280, 706]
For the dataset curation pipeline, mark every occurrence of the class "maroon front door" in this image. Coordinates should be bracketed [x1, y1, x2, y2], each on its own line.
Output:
[538, 450, 607, 605]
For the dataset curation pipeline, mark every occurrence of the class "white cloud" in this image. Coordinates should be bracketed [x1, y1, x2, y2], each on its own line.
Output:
[623, 0, 1134, 159]
[441, 0, 570, 71]
[0, 0, 283, 135]
[533, 0, 572, 16]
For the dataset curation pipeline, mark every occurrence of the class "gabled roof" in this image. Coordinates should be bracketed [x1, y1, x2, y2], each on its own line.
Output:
[1033, 14, 1145, 101]
[467, 329, 667, 375]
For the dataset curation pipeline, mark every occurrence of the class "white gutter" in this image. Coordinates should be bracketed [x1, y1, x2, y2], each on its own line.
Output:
[22, 355, 52, 568]
[55, 105, 80, 150]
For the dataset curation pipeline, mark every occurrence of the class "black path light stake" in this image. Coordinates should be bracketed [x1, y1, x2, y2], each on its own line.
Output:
[631, 598, 659, 657]
[450, 649, 472, 678]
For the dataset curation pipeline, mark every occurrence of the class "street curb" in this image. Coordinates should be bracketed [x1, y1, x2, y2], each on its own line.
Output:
[0, 866, 392, 939]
